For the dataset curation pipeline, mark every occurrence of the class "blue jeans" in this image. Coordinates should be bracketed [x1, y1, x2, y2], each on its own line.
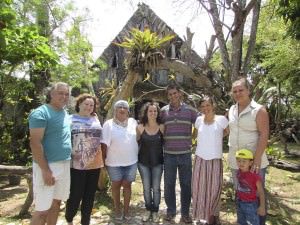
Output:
[138, 163, 163, 212]
[232, 168, 267, 225]
[237, 200, 259, 225]
[164, 153, 192, 216]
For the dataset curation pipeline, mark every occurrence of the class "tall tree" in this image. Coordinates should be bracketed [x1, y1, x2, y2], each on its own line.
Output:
[275, 0, 300, 40]
[255, 0, 300, 129]
[52, 16, 105, 94]
[0, 0, 58, 164]
[195, 0, 261, 82]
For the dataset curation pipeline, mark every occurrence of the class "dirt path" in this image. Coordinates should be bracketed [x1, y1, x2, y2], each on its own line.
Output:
[0, 172, 236, 225]
[54, 172, 236, 225]
[1, 164, 300, 224]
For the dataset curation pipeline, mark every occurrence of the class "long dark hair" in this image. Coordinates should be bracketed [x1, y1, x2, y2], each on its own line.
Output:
[140, 102, 161, 126]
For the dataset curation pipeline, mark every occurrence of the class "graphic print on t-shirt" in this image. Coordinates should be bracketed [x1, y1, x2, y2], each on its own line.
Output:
[71, 116, 102, 169]
[237, 177, 252, 194]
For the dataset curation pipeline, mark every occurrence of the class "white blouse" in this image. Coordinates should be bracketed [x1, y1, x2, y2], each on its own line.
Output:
[101, 118, 138, 167]
[195, 115, 228, 160]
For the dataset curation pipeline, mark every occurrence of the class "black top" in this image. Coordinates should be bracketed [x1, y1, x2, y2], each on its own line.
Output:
[138, 129, 164, 167]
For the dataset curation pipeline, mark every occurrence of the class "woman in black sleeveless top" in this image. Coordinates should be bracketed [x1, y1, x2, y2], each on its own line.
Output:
[136, 102, 164, 223]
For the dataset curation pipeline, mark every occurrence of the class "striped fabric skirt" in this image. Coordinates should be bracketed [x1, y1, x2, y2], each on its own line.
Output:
[192, 156, 223, 222]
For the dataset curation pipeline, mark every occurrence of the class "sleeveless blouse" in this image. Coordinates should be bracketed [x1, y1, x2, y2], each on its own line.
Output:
[228, 99, 269, 169]
[138, 129, 164, 167]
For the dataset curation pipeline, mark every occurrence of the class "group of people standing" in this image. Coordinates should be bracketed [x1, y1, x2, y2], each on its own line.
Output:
[28, 78, 269, 225]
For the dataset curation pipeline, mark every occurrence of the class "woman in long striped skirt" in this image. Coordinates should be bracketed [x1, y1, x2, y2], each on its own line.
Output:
[192, 96, 228, 224]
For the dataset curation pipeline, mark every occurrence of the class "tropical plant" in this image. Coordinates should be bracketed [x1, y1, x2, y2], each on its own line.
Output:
[255, 0, 300, 130]
[99, 28, 176, 118]
[114, 28, 175, 72]
[0, 0, 104, 165]
[0, 0, 59, 164]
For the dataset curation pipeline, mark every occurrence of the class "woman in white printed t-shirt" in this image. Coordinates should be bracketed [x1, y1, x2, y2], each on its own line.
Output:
[192, 96, 229, 225]
[101, 100, 138, 222]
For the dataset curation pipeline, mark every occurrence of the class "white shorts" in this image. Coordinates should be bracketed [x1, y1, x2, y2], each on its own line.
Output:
[33, 160, 70, 211]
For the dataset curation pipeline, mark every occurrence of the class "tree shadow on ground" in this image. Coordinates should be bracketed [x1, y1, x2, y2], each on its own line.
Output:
[0, 176, 27, 202]
[0, 186, 27, 202]
[266, 190, 300, 225]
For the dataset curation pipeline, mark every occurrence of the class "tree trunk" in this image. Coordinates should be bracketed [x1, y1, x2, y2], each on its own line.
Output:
[275, 82, 282, 131]
[29, 1, 51, 103]
[197, 0, 260, 85]
[231, 0, 247, 81]
[19, 175, 33, 216]
[106, 70, 140, 118]
[207, 0, 231, 77]
[99, 71, 140, 188]
[243, 0, 261, 74]
[231, 28, 244, 81]
[269, 159, 300, 172]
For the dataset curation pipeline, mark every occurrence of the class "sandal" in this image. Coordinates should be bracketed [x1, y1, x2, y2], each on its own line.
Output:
[180, 215, 193, 224]
[124, 214, 131, 221]
[114, 213, 123, 222]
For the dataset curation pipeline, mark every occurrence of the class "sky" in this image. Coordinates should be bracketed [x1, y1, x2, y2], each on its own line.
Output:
[71, 0, 216, 60]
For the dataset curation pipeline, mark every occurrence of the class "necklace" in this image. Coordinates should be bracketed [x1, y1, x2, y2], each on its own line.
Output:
[113, 118, 128, 127]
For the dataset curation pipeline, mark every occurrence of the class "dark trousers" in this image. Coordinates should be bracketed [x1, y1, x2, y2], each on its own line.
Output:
[164, 153, 192, 216]
[65, 168, 100, 225]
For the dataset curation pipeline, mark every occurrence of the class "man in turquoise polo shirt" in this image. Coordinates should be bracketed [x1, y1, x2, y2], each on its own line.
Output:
[29, 82, 71, 225]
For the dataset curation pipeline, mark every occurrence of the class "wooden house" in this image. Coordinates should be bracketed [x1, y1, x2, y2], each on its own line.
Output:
[94, 3, 208, 115]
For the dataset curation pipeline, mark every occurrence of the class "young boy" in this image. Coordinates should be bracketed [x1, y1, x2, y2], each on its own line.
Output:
[235, 149, 266, 225]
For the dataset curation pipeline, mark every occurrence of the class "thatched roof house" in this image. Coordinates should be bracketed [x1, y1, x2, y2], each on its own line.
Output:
[95, 3, 208, 110]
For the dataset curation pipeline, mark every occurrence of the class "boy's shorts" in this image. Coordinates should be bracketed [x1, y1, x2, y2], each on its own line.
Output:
[106, 163, 137, 182]
[33, 160, 70, 211]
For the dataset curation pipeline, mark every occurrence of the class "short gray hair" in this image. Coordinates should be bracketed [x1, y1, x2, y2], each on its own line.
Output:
[45, 82, 69, 103]
[114, 100, 129, 110]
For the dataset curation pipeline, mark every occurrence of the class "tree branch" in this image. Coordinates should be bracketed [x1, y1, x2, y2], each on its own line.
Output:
[158, 59, 212, 87]
[243, 0, 261, 74]
[205, 0, 232, 75]
[204, 35, 217, 65]
[197, 0, 233, 31]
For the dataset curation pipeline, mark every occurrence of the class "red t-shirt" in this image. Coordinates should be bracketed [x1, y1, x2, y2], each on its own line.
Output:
[237, 170, 262, 201]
